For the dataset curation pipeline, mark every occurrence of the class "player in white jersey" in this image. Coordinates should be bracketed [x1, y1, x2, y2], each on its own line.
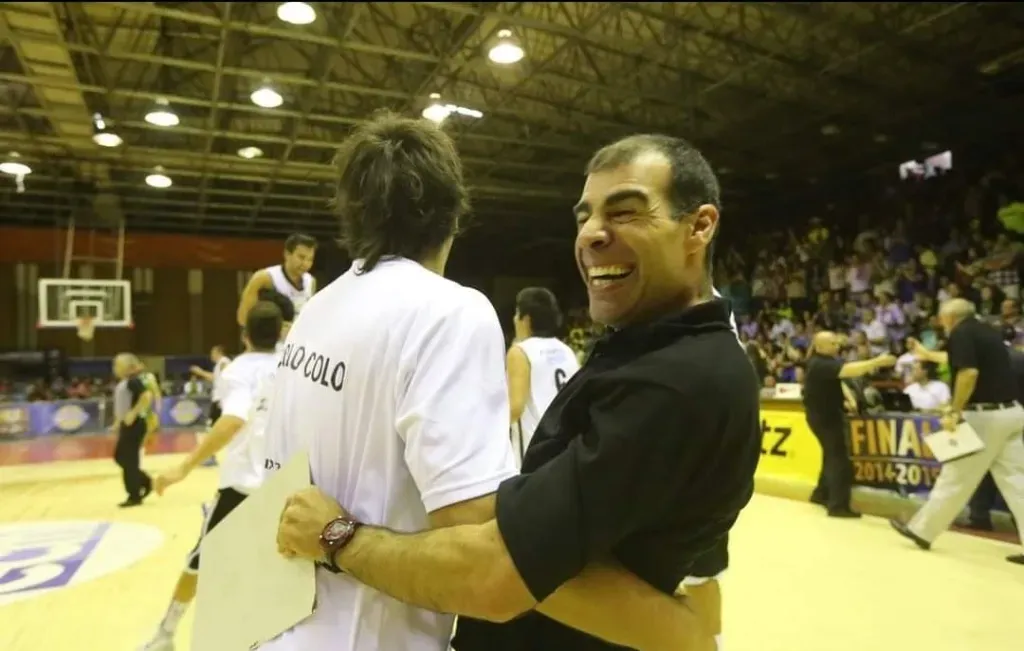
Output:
[264, 114, 702, 651]
[136, 301, 285, 651]
[236, 232, 317, 326]
[507, 287, 580, 466]
[188, 345, 231, 424]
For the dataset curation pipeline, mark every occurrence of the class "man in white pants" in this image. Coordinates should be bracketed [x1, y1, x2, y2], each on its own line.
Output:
[897, 298, 1024, 565]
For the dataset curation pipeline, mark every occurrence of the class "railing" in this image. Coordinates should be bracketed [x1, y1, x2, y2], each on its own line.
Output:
[0, 396, 211, 440]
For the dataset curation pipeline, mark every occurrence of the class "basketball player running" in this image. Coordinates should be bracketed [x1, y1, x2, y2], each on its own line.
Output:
[137, 301, 284, 651]
[237, 233, 317, 326]
[261, 114, 708, 651]
[507, 287, 580, 466]
[188, 345, 231, 427]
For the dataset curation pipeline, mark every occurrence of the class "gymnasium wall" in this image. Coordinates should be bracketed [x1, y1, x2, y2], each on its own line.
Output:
[0, 226, 283, 357]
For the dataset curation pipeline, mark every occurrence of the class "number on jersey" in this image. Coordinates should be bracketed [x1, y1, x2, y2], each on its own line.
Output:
[554, 368, 568, 391]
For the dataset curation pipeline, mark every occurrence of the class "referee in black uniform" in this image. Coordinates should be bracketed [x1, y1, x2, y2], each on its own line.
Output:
[277, 133, 762, 649]
[895, 298, 1024, 565]
[804, 332, 896, 517]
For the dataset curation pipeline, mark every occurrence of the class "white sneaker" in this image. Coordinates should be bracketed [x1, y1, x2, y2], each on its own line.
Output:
[138, 632, 174, 651]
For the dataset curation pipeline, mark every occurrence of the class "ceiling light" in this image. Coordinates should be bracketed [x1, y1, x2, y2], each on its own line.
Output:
[277, 2, 316, 25]
[251, 85, 283, 109]
[93, 132, 123, 148]
[237, 146, 264, 159]
[488, 29, 524, 65]
[821, 124, 840, 136]
[421, 94, 482, 124]
[145, 166, 172, 189]
[145, 98, 180, 127]
[422, 102, 452, 124]
[0, 153, 31, 176]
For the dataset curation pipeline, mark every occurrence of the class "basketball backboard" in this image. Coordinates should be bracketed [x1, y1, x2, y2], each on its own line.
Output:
[38, 278, 132, 328]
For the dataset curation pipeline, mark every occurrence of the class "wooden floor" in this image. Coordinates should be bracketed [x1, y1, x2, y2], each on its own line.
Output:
[2, 457, 1023, 651]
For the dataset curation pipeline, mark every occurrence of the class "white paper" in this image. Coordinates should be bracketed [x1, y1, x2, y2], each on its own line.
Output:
[923, 422, 985, 463]
[192, 451, 315, 651]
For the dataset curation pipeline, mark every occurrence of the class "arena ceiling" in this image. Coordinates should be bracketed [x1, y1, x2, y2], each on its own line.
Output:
[0, 2, 1023, 246]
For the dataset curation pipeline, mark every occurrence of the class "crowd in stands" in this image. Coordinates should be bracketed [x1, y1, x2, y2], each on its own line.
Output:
[0, 374, 213, 403]
[716, 161, 1024, 397]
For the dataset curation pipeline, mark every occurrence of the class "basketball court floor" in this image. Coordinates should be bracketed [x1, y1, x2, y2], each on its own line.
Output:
[2, 453, 1022, 651]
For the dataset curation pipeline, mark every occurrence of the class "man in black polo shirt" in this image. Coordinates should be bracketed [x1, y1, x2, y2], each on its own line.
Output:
[112, 352, 155, 507]
[804, 332, 896, 517]
[276, 134, 761, 649]
[896, 298, 1024, 565]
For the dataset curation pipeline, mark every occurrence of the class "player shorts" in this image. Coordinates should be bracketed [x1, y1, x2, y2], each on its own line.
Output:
[207, 401, 223, 427]
[184, 487, 247, 573]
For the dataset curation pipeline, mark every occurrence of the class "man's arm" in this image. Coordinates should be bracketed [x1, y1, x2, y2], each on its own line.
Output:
[332, 519, 708, 651]
[426, 495, 712, 650]
[237, 270, 273, 326]
[838, 355, 895, 379]
[945, 331, 978, 412]
[180, 414, 245, 473]
[505, 346, 530, 423]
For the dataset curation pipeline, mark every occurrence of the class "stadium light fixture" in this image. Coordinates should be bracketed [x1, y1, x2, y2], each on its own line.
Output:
[238, 146, 264, 159]
[251, 84, 284, 109]
[0, 153, 31, 176]
[92, 113, 123, 147]
[145, 166, 172, 188]
[277, 2, 316, 26]
[144, 98, 180, 127]
[488, 29, 524, 65]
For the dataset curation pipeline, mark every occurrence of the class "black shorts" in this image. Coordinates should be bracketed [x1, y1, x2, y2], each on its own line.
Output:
[208, 401, 223, 427]
[185, 487, 247, 573]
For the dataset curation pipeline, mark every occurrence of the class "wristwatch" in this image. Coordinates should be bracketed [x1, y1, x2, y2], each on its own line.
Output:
[318, 516, 361, 574]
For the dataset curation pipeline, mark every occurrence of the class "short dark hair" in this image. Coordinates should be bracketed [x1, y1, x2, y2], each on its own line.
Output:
[332, 110, 470, 273]
[516, 287, 563, 338]
[246, 301, 283, 351]
[585, 134, 721, 269]
[258, 287, 296, 323]
[285, 233, 317, 253]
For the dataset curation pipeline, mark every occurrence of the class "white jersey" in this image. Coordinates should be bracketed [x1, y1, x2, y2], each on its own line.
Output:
[265, 264, 315, 315]
[216, 351, 278, 494]
[511, 336, 580, 466]
[261, 258, 516, 651]
[211, 356, 231, 403]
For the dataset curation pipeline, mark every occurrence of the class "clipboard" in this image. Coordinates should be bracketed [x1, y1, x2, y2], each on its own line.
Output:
[923, 422, 985, 463]
[191, 451, 316, 651]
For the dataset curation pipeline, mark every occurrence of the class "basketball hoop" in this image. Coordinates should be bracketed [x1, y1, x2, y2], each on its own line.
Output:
[76, 316, 96, 342]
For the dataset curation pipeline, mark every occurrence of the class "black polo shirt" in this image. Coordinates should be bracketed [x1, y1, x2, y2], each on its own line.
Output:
[947, 317, 1018, 404]
[802, 355, 845, 428]
[452, 299, 761, 651]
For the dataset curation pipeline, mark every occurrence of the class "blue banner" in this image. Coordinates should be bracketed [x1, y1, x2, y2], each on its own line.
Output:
[0, 396, 212, 440]
[848, 412, 1008, 511]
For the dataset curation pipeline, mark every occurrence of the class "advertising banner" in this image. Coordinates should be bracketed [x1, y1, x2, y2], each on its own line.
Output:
[0, 397, 211, 440]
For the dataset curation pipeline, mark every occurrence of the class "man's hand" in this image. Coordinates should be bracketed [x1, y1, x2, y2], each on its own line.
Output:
[277, 487, 346, 560]
[189, 365, 203, 376]
[154, 465, 188, 495]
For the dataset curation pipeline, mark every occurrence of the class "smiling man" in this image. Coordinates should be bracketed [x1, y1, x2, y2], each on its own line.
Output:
[277, 134, 762, 651]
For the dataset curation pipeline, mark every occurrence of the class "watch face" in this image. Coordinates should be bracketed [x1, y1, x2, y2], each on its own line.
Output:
[324, 518, 352, 542]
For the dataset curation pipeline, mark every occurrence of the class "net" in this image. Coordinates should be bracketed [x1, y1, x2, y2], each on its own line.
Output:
[76, 316, 96, 342]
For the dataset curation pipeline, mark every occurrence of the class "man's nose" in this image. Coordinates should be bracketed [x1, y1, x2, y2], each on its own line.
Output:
[576, 216, 611, 249]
